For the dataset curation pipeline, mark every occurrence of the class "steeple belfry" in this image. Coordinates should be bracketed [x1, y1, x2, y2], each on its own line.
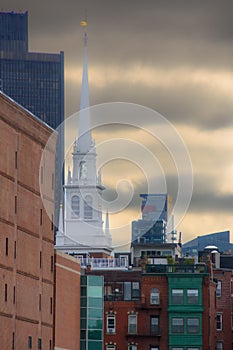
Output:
[78, 21, 92, 154]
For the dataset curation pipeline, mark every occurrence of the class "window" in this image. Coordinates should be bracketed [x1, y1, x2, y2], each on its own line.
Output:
[123, 282, 131, 300]
[50, 297, 53, 314]
[39, 294, 41, 311]
[105, 281, 140, 301]
[12, 332, 15, 350]
[187, 289, 199, 304]
[128, 314, 137, 334]
[5, 284, 7, 302]
[123, 282, 140, 301]
[128, 346, 137, 350]
[51, 256, 54, 272]
[5, 237, 8, 256]
[216, 342, 223, 350]
[107, 314, 116, 333]
[216, 281, 222, 297]
[106, 345, 115, 350]
[14, 196, 17, 214]
[172, 289, 183, 304]
[28, 336, 32, 349]
[38, 338, 42, 350]
[171, 318, 184, 333]
[216, 314, 222, 330]
[187, 348, 200, 350]
[14, 151, 18, 169]
[40, 209, 43, 225]
[172, 348, 184, 350]
[150, 347, 159, 350]
[40, 166, 43, 184]
[150, 316, 159, 335]
[84, 195, 93, 219]
[150, 288, 160, 305]
[187, 318, 200, 334]
[71, 195, 80, 217]
[132, 282, 140, 299]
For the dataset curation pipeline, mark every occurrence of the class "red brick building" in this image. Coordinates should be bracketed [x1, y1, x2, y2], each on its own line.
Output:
[0, 92, 55, 349]
[86, 262, 216, 350]
[54, 251, 81, 350]
[214, 268, 233, 350]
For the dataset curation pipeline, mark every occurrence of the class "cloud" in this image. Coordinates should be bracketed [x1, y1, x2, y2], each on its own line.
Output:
[1, 0, 233, 243]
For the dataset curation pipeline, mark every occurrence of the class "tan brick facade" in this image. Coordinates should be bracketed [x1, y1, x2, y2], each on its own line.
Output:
[0, 92, 55, 349]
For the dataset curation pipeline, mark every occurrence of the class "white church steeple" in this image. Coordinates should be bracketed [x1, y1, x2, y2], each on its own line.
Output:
[56, 20, 112, 257]
[77, 29, 92, 153]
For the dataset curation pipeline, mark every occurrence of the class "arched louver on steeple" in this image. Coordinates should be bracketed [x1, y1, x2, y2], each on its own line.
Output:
[71, 195, 80, 217]
[84, 195, 93, 219]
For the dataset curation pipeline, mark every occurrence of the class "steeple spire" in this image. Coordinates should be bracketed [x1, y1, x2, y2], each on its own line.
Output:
[78, 20, 92, 153]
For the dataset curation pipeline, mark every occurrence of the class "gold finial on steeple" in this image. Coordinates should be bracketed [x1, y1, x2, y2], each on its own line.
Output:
[80, 20, 87, 27]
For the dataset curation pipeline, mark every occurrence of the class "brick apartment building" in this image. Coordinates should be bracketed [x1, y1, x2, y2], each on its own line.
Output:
[86, 261, 216, 350]
[214, 268, 233, 349]
[0, 91, 56, 349]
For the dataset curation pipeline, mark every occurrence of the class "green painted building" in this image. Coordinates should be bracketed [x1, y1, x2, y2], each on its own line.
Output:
[80, 275, 104, 350]
[168, 273, 206, 350]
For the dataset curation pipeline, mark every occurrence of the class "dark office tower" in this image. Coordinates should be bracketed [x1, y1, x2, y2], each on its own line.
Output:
[0, 11, 28, 52]
[0, 11, 64, 229]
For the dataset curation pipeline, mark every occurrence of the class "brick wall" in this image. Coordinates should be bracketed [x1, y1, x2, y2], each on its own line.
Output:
[54, 251, 81, 350]
[0, 92, 55, 349]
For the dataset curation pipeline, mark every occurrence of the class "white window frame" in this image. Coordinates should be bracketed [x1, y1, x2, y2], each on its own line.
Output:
[128, 314, 137, 334]
[128, 345, 137, 350]
[216, 342, 223, 350]
[150, 288, 160, 305]
[216, 280, 222, 297]
[106, 345, 116, 350]
[107, 314, 116, 334]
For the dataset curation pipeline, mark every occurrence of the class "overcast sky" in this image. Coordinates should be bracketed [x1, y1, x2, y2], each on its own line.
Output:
[2, 0, 233, 248]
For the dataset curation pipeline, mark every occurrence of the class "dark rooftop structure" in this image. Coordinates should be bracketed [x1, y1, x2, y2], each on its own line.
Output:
[182, 231, 233, 256]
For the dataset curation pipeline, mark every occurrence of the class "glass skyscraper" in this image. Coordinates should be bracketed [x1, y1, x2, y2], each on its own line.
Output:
[0, 11, 64, 129]
[0, 11, 64, 227]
